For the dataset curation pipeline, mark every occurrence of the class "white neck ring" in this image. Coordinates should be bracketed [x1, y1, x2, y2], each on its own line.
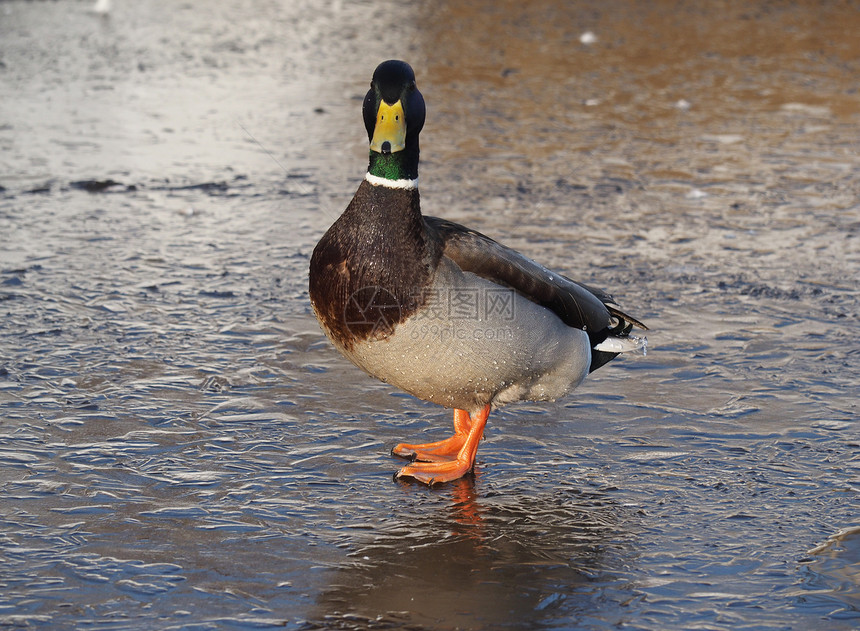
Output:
[364, 172, 419, 190]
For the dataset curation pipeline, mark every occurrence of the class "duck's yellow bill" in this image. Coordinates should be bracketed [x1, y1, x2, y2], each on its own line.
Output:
[370, 100, 406, 154]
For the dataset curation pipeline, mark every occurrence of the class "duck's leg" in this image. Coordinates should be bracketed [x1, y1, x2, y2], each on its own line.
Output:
[395, 405, 490, 485]
[392, 408, 474, 462]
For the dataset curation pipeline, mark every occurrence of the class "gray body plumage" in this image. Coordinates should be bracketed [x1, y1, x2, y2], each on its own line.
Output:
[334, 256, 592, 414]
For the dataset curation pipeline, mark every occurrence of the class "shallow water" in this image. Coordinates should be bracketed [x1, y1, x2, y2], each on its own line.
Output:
[1, 0, 858, 629]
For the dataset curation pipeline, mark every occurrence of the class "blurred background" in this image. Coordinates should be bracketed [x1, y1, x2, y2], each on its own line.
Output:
[1, 1, 858, 629]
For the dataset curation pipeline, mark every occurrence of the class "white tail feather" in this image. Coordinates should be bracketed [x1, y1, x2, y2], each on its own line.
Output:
[595, 335, 647, 355]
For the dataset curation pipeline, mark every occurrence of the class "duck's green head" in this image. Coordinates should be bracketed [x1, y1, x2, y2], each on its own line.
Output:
[363, 60, 425, 183]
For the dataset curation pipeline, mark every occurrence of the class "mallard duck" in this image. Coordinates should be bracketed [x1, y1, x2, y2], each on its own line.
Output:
[309, 60, 647, 485]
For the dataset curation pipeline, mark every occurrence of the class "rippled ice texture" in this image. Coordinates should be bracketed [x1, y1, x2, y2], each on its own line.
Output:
[1, 1, 858, 629]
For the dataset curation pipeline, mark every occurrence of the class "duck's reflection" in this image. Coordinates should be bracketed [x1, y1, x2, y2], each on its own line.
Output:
[311, 474, 634, 628]
[446, 475, 484, 540]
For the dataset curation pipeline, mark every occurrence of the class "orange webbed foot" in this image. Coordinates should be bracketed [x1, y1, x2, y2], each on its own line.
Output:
[392, 435, 467, 462]
[395, 405, 490, 485]
[392, 409, 472, 462]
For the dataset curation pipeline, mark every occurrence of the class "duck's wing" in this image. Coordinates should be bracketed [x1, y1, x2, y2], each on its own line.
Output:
[425, 216, 646, 370]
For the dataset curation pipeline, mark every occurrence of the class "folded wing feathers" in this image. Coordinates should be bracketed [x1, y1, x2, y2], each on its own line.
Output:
[425, 216, 647, 348]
